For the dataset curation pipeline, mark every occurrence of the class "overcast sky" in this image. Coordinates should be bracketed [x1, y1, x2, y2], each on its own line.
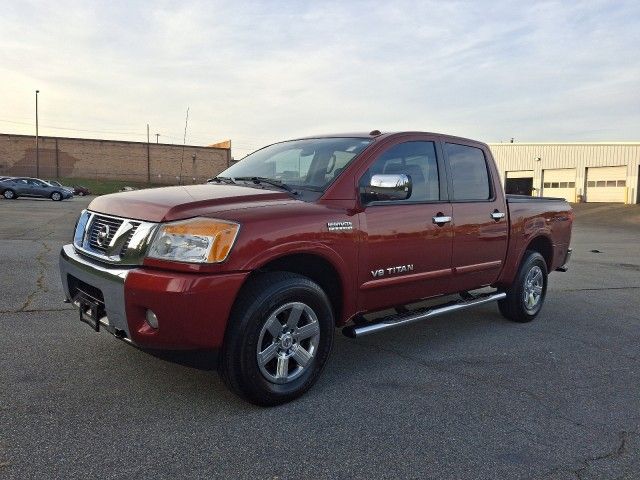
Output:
[1, 0, 639, 157]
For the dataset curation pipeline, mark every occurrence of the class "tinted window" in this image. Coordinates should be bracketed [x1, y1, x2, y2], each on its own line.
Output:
[360, 141, 439, 202]
[445, 143, 490, 200]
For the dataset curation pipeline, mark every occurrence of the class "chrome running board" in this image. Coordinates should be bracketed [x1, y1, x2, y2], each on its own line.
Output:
[342, 292, 507, 338]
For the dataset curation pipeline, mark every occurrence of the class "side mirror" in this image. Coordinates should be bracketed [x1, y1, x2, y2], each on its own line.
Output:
[364, 174, 412, 201]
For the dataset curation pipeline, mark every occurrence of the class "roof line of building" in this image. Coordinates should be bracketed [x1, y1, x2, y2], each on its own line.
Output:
[0, 132, 230, 151]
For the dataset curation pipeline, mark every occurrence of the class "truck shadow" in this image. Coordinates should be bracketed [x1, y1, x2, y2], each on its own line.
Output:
[142, 348, 220, 371]
[139, 303, 508, 378]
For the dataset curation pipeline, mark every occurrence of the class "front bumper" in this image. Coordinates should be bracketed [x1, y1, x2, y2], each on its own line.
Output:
[59, 244, 249, 349]
[556, 247, 572, 272]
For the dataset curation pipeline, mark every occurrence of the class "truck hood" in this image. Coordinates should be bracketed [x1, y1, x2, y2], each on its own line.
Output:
[87, 184, 293, 222]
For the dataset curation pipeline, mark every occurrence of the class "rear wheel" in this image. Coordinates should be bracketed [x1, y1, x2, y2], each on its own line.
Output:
[3, 189, 16, 199]
[51, 192, 62, 201]
[498, 250, 548, 322]
[221, 272, 334, 406]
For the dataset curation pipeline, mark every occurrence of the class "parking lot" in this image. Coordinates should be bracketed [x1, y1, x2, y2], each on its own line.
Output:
[1, 196, 639, 479]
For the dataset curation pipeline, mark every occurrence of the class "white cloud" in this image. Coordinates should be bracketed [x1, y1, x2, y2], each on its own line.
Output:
[1, 0, 639, 157]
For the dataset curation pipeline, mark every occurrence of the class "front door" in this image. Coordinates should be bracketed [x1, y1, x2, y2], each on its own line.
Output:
[357, 139, 453, 312]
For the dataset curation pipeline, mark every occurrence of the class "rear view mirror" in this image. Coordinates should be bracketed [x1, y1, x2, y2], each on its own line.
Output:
[364, 174, 412, 201]
[299, 147, 316, 157]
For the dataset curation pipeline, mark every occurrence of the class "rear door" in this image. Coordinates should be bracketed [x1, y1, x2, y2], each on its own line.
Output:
[357, 137, 453, 311]
[444, 142, 508, 292]
[28, 179, 48, 197]
[14, 179, 31, 195]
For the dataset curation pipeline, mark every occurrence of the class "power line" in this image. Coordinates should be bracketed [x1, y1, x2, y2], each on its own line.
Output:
[0, 117, 264, 150]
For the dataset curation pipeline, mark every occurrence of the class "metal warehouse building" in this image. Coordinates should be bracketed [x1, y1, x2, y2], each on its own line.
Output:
[488, 143, 640, 204]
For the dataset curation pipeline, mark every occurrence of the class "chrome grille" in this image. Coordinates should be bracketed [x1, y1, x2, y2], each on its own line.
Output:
[120, 221, 141, 254]
[73, 210, 157, 265]
[88, 215, 125, 252]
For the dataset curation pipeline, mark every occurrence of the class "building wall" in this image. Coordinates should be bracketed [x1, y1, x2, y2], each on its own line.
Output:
[488, 143, 640, 204]
[0, 134, 231, 184]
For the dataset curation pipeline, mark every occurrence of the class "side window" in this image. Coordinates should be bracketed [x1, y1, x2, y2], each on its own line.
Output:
[360, 141, 439, 202]
[445, 143, 491, 201]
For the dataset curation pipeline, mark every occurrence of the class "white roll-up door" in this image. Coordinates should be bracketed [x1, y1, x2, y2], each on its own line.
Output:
[586, 166, 627, 203]
[542, 169, 576, 202]
[506, 170, 534, 179]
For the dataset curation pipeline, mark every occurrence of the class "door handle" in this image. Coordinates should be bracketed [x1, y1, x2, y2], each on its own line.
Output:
[491, 210, 505, 221]
[432, 214, 452, 226]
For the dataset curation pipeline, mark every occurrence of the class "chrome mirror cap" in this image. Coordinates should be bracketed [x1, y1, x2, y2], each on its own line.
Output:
[366, 173, 412, 201]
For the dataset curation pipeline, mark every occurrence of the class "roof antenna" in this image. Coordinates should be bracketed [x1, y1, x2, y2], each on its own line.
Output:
[369, 129, 382, 136]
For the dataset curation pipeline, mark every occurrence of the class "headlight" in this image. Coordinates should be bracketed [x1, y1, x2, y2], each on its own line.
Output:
[73, 210, 91, 246]
[147, 217, 240, 263]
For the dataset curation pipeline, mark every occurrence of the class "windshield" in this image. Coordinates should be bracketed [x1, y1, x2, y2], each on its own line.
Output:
[219, 137, 372, 191]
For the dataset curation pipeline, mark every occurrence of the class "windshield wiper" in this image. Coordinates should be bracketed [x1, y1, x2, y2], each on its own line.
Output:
[207, 176, 237, 184]
[234, 176, 298, 194]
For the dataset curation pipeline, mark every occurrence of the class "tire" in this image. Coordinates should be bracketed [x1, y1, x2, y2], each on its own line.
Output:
[221, 272, 334, 406]
[3, 189, 16, 200]
[51, 192, 62, 201]
[78, 191, 85, 196]
[498, 250, 548, 323]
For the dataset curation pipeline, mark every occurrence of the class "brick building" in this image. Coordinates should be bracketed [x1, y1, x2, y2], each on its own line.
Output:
[0, 133, 231, 184]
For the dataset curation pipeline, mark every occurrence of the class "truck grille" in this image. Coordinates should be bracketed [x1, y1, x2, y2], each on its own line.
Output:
[88, 215, 126, 252]
[120, 221, 141, 253]
[73, 210, 156, 264]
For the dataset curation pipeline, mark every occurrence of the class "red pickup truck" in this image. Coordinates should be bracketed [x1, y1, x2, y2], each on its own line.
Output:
[59, 131, 573, 405]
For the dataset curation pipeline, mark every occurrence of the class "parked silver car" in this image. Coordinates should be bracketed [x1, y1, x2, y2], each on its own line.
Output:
[0, 177, 74, 201]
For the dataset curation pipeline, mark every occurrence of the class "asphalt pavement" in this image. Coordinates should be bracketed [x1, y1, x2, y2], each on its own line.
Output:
[0, 196, 639, 479]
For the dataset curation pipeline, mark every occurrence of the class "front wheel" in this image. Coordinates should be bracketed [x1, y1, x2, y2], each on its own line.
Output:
[498, 250, 548, 323]
[51, 192, 62, 201]
[3, 189, 16, 199]
[221, 272, 334, 406]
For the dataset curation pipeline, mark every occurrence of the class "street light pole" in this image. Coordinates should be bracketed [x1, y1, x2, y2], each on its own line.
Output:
[35, 90, 40, 177]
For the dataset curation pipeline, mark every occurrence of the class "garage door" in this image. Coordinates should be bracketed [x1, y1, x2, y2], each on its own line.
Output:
[586, 166, 627, 203]
[542, 169, 576, 202]
[505, 170, 534, 196]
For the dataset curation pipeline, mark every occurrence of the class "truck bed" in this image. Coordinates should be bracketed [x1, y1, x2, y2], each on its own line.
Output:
[506, 194, 567, 203]
[498, 194, 573, 287]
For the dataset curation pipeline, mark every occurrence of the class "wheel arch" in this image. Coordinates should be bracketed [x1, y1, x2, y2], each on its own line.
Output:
[241, 251, 347, 325]
[524, 234, 554, 271]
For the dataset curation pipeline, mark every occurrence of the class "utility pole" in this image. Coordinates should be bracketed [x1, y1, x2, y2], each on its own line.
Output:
[35, 90, 40, 177]
[146, 124, 151, 183]
[179, 107, 190, 185]
[155, 133, 160, 144]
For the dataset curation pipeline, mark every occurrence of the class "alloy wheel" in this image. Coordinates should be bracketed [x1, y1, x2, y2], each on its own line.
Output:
[256, 302, 321, 384]
[523, 265, 544, 311]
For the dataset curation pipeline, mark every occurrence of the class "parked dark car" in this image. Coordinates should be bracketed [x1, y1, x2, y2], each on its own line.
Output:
[48, 180, 90, 196]
[72, 185, 91, 196]
[48, 180, 73, 190]
[0, 177, 74, 201]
